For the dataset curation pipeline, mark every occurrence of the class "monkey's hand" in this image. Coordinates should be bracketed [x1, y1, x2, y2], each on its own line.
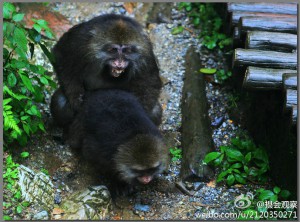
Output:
[109, 180, 135, 199]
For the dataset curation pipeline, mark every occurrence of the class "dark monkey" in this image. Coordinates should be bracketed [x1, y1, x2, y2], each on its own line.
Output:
[67, 90, 168, 196]
[51, 14, 162, 126]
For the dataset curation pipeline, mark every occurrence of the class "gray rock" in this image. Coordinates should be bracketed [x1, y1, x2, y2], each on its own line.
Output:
[61, 186, 111, 220]
[18, 165, 55, 210]
[33, 211, 49, 220]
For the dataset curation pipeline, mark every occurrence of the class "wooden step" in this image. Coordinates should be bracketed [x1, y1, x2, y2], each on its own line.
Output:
[233, 49, 297, 69]
[243, 66, 297, 90]
[283, 73, 298, 90]
[238, 16, 297, 34]
[230, 11, 294, 27]
[227, 3, 297, 15]
[246, 31, 297, 52]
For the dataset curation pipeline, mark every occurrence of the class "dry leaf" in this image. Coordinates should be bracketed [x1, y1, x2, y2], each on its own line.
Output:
[52, 207, 64, 215]
[123, 2, 137, 14]
[207, 180, 216, 188]
[112, 215, 122, 220]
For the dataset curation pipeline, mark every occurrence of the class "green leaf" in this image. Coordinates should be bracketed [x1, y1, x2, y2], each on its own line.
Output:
[21, 152, 29, 158]
[230, 163, 242, 169]
[38, 123, 46, 132]
[14, 190, 21, 199]
[35, 19, 48, 27]
[21, 201, 30, 207]
[199, 68, 217, 75]
[33, 24, 42, 33]
[280, 190, 291, 199]
[19, 73, 35, 92]
[225, 148, 244, 162]
[213, 153, 224, 165]
[270, 194, 278, 202]
[16, 205, 22, 214]
[216, 170, 229, 183]
[193, 17, 200, 26]
[245, 152, 251, 163]
[14, 27, 28, 52]
[40, 76, 49, 85]
[258, 190, 274, 201]
[203, 152, 221, 163]
[15, 47, 27, 60]
[3, 2, 16, 19]
[29, 105, 38, 116]
[226, 174, 235, 186]
[273, 186, 281, 194]
[33, 85, 44, 103]
[171, 26, 184, 35]
[234, 173, 246, 184]
[45, 30, 54, 39]
[12, 13, 25, 22]
[3, 215, 12, 220]
[7, 73, 17, 87]
[23, 124, 31, 135]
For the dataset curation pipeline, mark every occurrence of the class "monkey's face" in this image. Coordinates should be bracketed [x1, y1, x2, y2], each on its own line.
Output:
[114, 134, 167, 185]
[93, 43, 143, 81]
[126, 161, 165, 185]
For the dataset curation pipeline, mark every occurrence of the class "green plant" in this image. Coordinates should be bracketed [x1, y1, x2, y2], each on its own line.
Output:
[3, 155, 20, 191]
[216, 69, 232, 83]
[227, 93, 240, 109]
[204, 138, 269, 186]
[41, 168, 49, 175]
[238, 187, 295, 220]
[3, 2, 56, 147]
[3, 154, 22, 220]
[3, 153, 33, 220]
[199, 68, 217, 75]
[176, 3, 232, 50]
[169, 147, 182, 161]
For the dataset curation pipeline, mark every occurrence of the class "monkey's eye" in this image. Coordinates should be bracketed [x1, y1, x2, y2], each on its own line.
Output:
[107, 47, 118, 53]
[122, 46, 134, 54]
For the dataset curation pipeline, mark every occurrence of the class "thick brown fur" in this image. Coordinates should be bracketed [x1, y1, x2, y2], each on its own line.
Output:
[67, 89, 167, 197]
[51, 14, 162, 126]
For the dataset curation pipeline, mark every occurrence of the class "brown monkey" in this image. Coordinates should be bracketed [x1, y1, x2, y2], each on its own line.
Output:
[67, 89, 168, 197]
[51, 14, 162, 126]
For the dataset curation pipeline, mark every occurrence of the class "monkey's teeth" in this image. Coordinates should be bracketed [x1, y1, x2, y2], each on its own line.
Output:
[112, 69, 125, 77]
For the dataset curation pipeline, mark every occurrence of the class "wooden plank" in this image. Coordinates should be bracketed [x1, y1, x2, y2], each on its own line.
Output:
[239, 16, 297, 34]
[291, 105, 297, 125]
[286, 89, 297, 108]
[180, 47, 214, 181]
[283, 73, 298, 90]
[227, 3, 297, 15]
[233, 49, 297, 69]
[246, 31, 297, 52]
[230, 11, 294, 26]
[243, 66, 297, 90]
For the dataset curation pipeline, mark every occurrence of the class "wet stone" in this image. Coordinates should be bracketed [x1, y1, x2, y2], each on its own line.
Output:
[60, 186, 111, 220]
[18, 165, 55, 211]
[33, 210, 49, 220]
[54, 193, 62, 204]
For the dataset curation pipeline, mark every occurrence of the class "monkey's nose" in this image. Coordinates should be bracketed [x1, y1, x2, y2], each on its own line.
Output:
[112, 59, 128, 69]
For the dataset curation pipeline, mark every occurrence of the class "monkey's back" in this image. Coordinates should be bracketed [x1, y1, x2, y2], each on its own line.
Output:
[81, 89, 161, 169]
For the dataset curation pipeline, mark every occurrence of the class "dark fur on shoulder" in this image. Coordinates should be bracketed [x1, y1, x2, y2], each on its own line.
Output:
[66, 89, 167, 197]
[51, 14, 162, 126]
